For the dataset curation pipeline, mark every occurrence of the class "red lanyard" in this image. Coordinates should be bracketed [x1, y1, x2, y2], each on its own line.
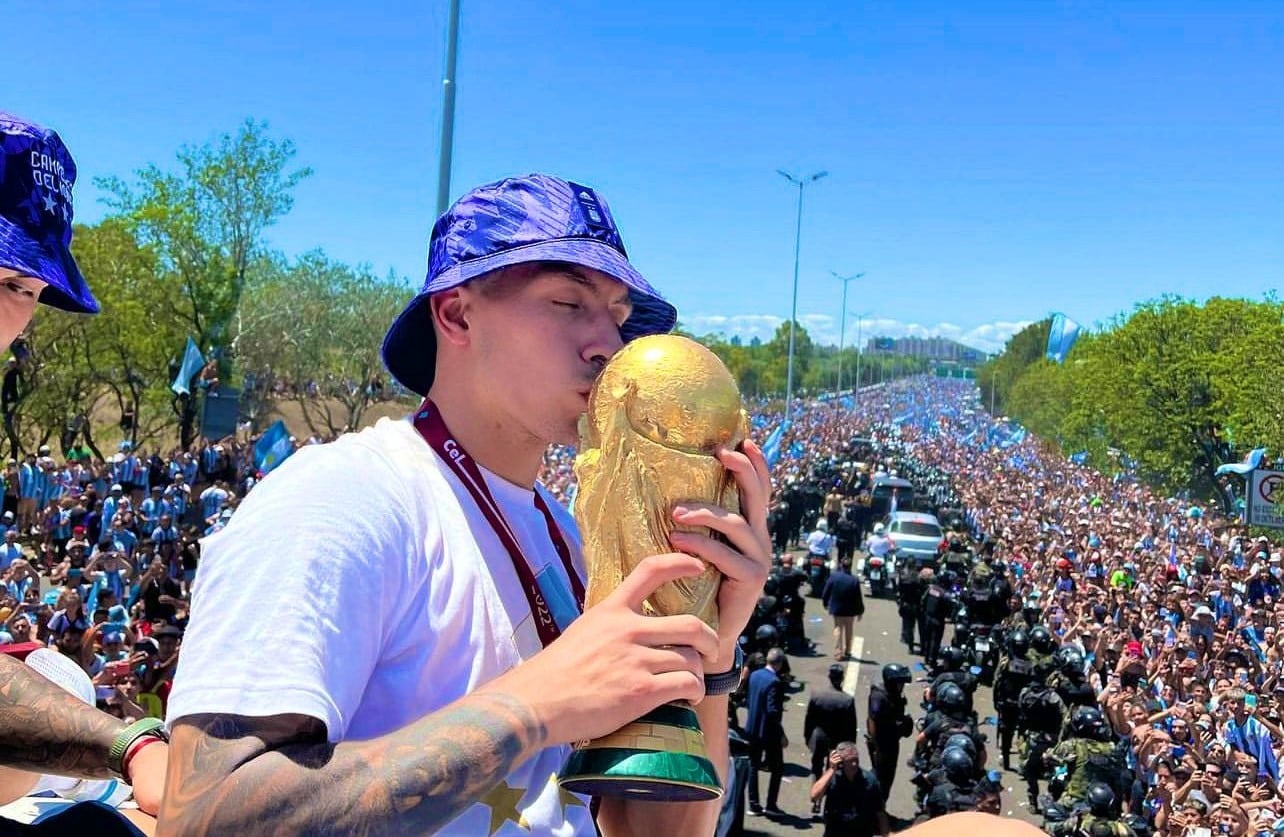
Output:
[411, 398, 585, 648]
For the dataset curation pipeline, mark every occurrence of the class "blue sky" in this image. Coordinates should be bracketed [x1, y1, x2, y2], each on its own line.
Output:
[9, 1, 1283, 352]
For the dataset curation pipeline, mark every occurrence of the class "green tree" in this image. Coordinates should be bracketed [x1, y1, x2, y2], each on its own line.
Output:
[237, 251, 413, 436]
[98, 119, 313, 358]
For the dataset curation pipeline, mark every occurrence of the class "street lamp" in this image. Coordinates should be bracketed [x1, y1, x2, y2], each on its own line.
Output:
[778, 169, 828, 423]
[849, 310, 872, 394]
[436, 0, 462, 215]
[831, 271, 864, 394]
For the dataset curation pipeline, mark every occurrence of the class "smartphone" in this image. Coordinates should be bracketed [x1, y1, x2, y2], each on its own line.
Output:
[1191, 826, 1212, 837]
[1173, 745, 1187, 759]
[1247, 694, 1259, 709]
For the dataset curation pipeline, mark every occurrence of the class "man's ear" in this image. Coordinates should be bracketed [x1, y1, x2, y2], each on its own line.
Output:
[429, 288, 472, 349]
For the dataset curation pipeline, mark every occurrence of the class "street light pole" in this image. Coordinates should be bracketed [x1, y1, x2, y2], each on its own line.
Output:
[435, 0, 462, 215]
[831, 271, 864, 393]
[850, 310, 870, 395]
[777, 169, 827, 423]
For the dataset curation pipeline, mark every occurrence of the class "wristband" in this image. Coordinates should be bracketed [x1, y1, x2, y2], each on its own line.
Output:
[122, 734, 165, 786]
[108, 717, 167, 780]
[705, 645, 745, 696]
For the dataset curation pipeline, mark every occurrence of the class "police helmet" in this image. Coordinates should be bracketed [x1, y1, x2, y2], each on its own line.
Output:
[940, 646, 966, 672]
[941, 746, 975, 782]
[936, 682, 968, 713]
[943, 733, 977, 757]
[882, 663, 912, 687]
[754, 624, 779, 645]
[1029, 625, 1056, 654]
[1071, 706, 1110, 741]
[1055, 644, 1086, 676]
[1008, 628, 1030, 656]
[940, 569, 958, 586]
[1087, 782, 1117, 818]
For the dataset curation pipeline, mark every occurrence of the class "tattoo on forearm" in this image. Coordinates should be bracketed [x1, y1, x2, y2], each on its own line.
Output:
[0, 654, 120, 778]
[159, 691, 548, 836]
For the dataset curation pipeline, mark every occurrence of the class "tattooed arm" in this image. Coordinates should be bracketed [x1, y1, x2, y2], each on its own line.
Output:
[0, 652, 120, 777]
[157, 690, 547, 837]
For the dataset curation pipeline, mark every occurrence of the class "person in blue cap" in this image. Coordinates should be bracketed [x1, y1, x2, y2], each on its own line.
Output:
[0, 112, 167, 825]
[163, 173, 774, 835]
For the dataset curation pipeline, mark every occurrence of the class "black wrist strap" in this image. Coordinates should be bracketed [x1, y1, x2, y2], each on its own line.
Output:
[705, 645, 745, 696]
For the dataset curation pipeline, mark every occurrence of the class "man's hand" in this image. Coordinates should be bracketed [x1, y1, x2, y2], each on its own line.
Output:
[489, 552, 720, 747]
[664, 440, 772, 659]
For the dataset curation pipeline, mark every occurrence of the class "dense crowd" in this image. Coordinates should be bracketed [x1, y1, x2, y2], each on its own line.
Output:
[2, 372, 1280, 837]
[742, 378, 1284, 837]
[0, 435, 296, 724]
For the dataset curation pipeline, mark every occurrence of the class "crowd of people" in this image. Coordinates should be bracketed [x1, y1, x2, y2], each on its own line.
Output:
[727, 378, 1284, 837]
[0, 433, 296, 726]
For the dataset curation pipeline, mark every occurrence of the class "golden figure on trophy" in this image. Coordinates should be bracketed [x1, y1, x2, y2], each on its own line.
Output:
[558, 333, 747, 801]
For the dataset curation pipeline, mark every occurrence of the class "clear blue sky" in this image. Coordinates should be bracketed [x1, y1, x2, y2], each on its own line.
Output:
[9, 0, 1283, 352]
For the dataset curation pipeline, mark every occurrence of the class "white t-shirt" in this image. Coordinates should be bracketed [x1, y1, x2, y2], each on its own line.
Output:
[167, 417, 594, 836]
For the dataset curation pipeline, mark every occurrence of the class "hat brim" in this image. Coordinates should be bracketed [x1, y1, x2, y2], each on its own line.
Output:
[382, 238, 677, 396]
[0, 215, 99, 314]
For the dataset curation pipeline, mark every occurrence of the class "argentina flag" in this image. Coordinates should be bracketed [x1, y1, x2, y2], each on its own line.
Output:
[253, 420, 295, 475]
[171, 337, 206, 396]
[1045, 313, 1082, 363]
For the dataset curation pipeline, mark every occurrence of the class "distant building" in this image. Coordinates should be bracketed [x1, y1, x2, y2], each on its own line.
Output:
[864, 335, 985, 363]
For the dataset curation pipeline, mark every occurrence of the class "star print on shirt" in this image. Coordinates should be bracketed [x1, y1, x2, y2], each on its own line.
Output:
[41, 192, 57, 214]
[549, 774, 587, 812]
[480, 780, 528, 834]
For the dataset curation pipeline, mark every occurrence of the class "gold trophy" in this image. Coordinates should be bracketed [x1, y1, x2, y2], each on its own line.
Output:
[558, 334, 746, 801]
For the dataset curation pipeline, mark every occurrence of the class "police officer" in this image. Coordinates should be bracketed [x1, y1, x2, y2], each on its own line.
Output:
[923, 747, 1003, 818]
[1048, 645, 1097, 714]
[1016, 667, 1066, 811]
[941, 533, 972, 578]
[919, 569, 955, 669]
[1045, 707, 1127, 807]
[929, 647, 978, 701]
[963, 548, 1011, 628]
[1028, 624, 1060, 681]
[1046, 783, 1138, 837]
[994, 627, 1037, 770]
[915, 683, 984, 773]
[866, 663, 913, 801]
[897, 562, 925, 651]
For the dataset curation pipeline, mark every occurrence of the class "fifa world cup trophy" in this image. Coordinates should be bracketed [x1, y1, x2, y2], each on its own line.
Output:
[558, 334, 746, 801]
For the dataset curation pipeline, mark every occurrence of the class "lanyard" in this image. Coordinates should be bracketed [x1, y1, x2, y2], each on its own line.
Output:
[411, 398, 584, 648]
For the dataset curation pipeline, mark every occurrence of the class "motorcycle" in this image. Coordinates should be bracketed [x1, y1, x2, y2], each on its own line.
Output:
[865, 549, 893, 598]
[807, 554, 830, 597]
[966, 623, 999, 684]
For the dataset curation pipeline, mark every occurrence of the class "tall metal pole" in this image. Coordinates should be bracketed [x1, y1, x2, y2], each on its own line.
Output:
[831, 271, 864, 393]
[850, 310, 870, 395]
[435, 0, 462, 216]
[777, 170, 827, 423]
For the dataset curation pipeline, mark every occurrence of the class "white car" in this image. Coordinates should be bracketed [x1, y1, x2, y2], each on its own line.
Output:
[883, 511, 946, 566]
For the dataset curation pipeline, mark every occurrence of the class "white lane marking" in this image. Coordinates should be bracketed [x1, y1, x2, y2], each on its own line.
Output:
[842, 636, 865, 696]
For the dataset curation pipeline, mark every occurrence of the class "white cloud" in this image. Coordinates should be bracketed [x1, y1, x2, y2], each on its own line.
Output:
[681, 313, 1033, 354]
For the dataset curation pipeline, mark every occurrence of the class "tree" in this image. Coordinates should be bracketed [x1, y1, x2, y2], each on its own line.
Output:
[98, 119, 312, 361]
[237, 251, 413, 436]
[97, 119, 312, 446]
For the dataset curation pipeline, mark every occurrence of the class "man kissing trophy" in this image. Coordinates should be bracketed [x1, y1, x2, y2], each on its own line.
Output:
[559, 333, 746, 801]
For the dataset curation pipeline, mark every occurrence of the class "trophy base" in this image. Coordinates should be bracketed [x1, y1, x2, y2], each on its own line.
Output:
[558, 703, 723, 802]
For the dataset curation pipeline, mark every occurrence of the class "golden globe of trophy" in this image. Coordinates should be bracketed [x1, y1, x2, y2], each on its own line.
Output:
[558, 334, 746, 802]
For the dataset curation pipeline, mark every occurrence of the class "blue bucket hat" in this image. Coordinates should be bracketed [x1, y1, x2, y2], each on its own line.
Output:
[381, 173, 676, 396]
[0, 113, 99, 314]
